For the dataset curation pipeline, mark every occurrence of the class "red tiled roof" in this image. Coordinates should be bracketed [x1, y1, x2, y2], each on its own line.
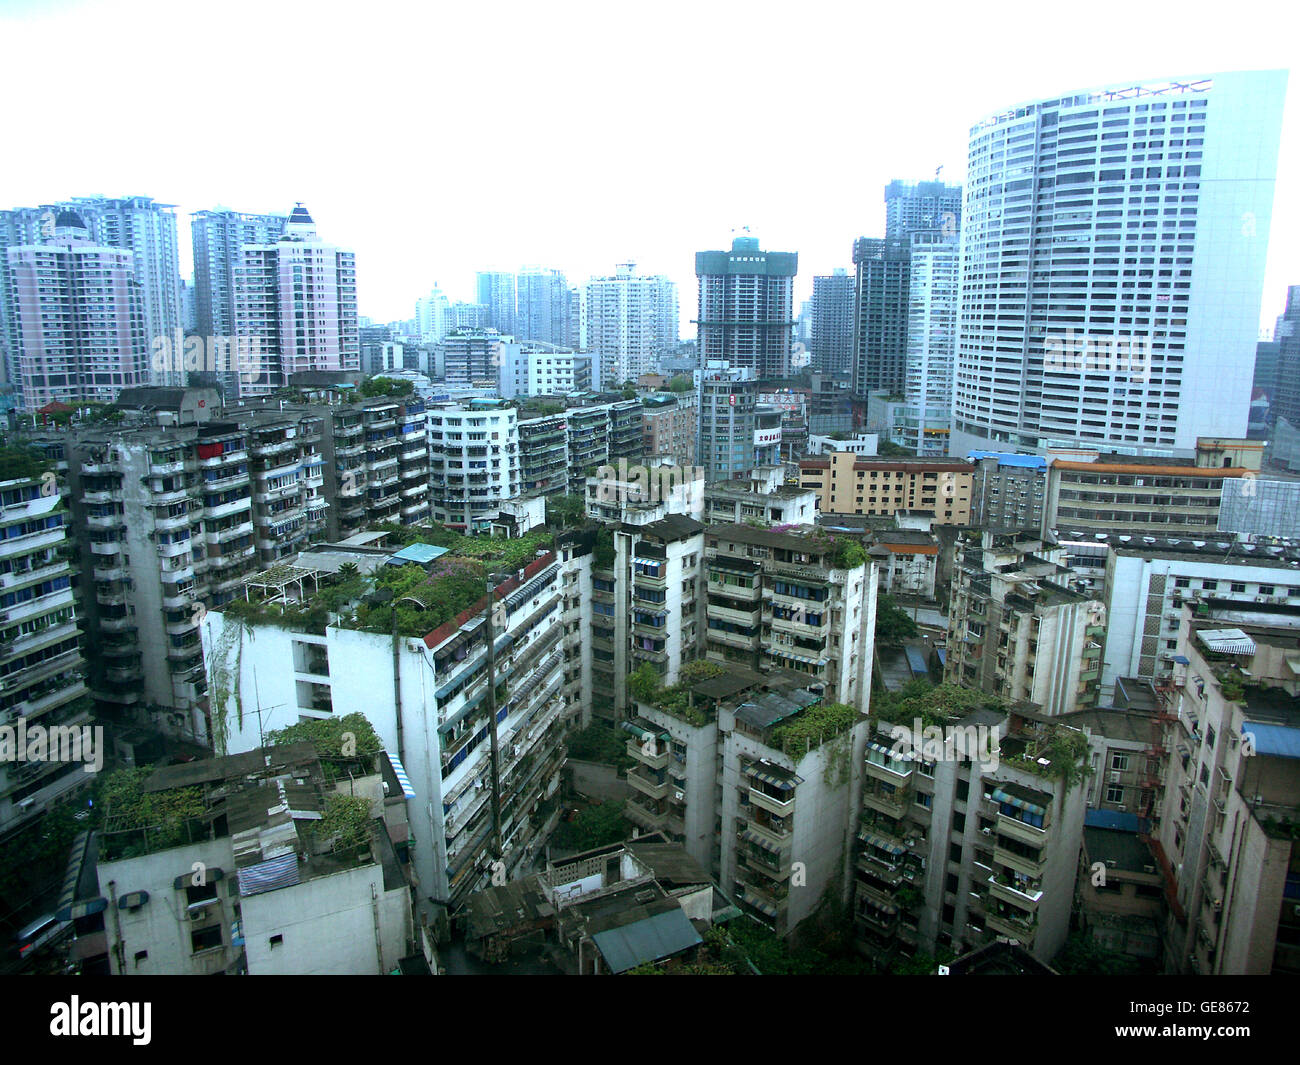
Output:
[422, 551, 556, 649]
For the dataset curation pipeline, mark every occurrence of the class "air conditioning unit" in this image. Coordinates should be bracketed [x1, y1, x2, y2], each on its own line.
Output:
[981, 827, 992, 836]
[1108, 771, 1123, 783]
[674, 790, 684, 802]
[1115, 804, 1127, 812]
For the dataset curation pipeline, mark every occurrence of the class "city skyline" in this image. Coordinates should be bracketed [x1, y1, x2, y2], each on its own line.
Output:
[1, 1, 1295, 332]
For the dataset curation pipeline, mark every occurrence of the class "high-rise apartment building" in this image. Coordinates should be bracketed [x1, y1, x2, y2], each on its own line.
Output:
[852, 181, 962, 401]
[192, 208, 288, 340]
[0, 458, 91, 836]
[1269, 286, 1300, 442]
[698, 367, 782, 483]
[414, 285, 452, 342]
[810, 269, 855, 375]
[584, 264, 679, 390]
[952, 71, 1287, 457]
[428, 400, 521, 531]
[855, 698, 1089, 967]
[883, 179, 963, 244]
[945, 530, 1106, 716]
[851, 238, 910, 397]
[476, 271, 516, 336]
[695, 236, 797, 379]
[628, 667, 870, 937]
[233, 205, 359, 398]
[515, 268, 570, 347]
[7, 212, 150, 411]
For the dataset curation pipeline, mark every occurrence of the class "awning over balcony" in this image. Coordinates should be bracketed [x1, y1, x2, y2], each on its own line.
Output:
[386, 751, 417, 799]
[622, 721, 670, 743]
[741, 894, 779, 919]
[991, 787, 1046, 817]
[748, 764, 801, 790]
[867, 741, 912, 761]
[1196, 628, 1256, 656]
[767, 647, 827, 667]
[860, 896, 898, 916]
[434, 633, 514, 699]
[740, 828, 783, 854]
[861, 833, 905, 857]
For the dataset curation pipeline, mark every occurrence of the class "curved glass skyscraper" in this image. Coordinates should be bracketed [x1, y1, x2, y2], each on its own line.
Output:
[951, 71, 1287, 457]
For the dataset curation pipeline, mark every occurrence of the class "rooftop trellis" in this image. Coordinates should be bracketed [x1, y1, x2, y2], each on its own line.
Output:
[241, 563, 323, 604]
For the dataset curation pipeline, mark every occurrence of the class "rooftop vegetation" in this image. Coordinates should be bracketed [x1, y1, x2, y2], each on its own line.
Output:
[627, 659, 727, 726]
[224, 528, 554, 639]
[0, 445, 51, 482]
[264, 712, 382, 778]
[97, 766, 207, 861]
[872, 680, 1002, 730]
[1004, 724, 1091, 786]
[770, 701, 860, 758]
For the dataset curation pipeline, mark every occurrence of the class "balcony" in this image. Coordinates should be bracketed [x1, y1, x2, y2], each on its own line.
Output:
[708, 603, 761, 627]
[863, 784, 910, 818]
[996, 812, 1048, 847]
[993, 842, 1046, 878]
[985, 910, 1037, 946]
[988, 874, 1044, 910]
[749, 786, 794, 817]
[627, 739, 670, 770]
[627, 767, 670, 801]
[743, 818, 790, 848]
[624, 801, 669, 833]
[864, 754, 914, 785]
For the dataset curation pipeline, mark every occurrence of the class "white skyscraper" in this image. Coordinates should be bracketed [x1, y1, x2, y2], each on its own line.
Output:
[415, 285, 452, 342]
[584, 263, 678, 390]
[901, 229, 961, 455]
[952, 71, 1287, 457]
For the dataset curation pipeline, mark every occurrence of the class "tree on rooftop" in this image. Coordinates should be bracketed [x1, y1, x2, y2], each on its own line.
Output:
[667, 374, 692, 393]
[545, 493, 586, 529]
[627, 662, 662, 705]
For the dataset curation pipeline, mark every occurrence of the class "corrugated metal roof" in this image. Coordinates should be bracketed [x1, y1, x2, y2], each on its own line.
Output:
[1242, 721, 1300, 759]
[590, 908, 702, 974]
[1197, 628, 1256, 655]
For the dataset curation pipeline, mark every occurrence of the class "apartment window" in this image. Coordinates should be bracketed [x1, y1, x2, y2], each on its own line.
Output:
[1110, 753, 1130, 772]
[190, 926, 222, 953]
[1106, 784, 1124, 803]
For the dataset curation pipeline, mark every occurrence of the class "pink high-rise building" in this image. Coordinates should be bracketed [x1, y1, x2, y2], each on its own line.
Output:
[7, 211, 148, 411]
[233, 204, 358, 397]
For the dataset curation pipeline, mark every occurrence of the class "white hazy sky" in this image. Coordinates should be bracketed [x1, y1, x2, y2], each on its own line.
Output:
[2, 0, 1295, 334]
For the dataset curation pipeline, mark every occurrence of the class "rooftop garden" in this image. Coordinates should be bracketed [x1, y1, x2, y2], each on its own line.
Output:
[801, 526, 866, 570]
[225, 528, 554, 639]
[0, 444, 51, 482]
[97, 766, 207, 862]
[1003, 724, 1091, 786]
[264, 712, 382, 779]
[872, 680, 1003, 730]
[628, 659, 727, 726]
[770, 701, 861, 758]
